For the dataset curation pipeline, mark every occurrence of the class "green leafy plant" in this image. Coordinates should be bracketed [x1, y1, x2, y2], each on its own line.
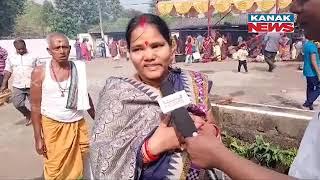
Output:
[223, 133, 297, 173]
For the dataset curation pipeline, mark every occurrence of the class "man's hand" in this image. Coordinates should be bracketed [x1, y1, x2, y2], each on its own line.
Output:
[35, 136, 47, 159]
[185, 125, 226, 169]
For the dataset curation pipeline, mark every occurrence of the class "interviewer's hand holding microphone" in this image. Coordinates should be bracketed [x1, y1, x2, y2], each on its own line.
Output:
[185, 122, 225, 169]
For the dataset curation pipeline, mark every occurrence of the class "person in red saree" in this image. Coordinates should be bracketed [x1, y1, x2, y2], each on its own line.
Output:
[119, 39, 128, 59]
[201, 36, 213, 63]
[279, 33, 291, 61]
[81, 39, 91, 61]
[109, 40, 118, 59]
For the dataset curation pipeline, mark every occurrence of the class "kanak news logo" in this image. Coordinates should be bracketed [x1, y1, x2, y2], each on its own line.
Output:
[248, 14, 295, 33]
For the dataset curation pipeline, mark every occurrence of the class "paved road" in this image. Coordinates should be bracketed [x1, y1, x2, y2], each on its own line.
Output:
[0, 59, 309, 178]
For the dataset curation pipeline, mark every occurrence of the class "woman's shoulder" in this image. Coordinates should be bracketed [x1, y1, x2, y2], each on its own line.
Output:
[180, 68, 209, 80]
[179, 68, 213, 94]
[104, 76, 130, 87]
[99, 76, 138, 97]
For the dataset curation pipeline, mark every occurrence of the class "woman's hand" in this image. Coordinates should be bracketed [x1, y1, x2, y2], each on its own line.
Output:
[147, 114, 219, 156]
[148, 115, 183, 156]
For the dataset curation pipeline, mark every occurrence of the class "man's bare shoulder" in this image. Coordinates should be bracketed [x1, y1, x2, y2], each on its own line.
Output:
[32, 65, 45, 79]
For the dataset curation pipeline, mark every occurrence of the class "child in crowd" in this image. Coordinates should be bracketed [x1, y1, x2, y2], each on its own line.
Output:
[237, 43, 249, 72]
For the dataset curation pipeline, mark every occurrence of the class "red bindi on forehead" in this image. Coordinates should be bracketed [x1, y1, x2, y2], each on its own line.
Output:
[145, 41, 149, 46]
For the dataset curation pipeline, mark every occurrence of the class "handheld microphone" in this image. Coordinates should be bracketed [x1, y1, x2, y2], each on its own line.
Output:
[160, 79, 197, 138]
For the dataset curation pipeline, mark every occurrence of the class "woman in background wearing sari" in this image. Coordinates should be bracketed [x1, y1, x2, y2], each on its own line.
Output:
[279, 33, 291, 61]
[81, 38, 91, 61]
[119, 39, 128, 59]
[202, 36, 213, 63]
[247, 34, 264, 59]
[110, 39, 118, 60]
[89, 14, 225, 180]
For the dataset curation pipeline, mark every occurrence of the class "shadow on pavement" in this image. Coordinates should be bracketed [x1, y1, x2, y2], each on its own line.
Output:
[14, 118, 30, 126]
[250, 66, 268, 72]
[270, 94, 304, 109]
[229, 90, 245, 97]
[200, 70, 215, 74]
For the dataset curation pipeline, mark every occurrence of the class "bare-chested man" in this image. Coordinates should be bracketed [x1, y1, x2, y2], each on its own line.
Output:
[30, 33, 95, 179]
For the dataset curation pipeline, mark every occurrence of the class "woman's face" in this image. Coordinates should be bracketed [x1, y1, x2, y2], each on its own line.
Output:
[129, 24, 174, 81]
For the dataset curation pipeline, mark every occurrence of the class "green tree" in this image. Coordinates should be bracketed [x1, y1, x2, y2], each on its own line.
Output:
[100, 0, 123, 21]
[15, 1, 43, 37]
[40, 0, 55, 33]
[51, 0, 81, 38]
[0, 0, 26, 37]
[78, 1, 99, 32]
[123, 9, 143, 18]
[51, 0, 99, 38]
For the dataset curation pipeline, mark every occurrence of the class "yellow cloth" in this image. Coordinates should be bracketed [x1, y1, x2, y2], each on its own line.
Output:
[42, 116, 89, 180]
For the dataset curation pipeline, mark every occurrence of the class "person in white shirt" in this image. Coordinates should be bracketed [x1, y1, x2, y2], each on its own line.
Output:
[30, 32, 95, 179]
[237, 43, 249, 73]
[0, 39, 37, 126]
[213, 41, 222, 61]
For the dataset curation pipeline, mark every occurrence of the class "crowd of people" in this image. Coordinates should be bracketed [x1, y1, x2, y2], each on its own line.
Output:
[73, 37, 130, 61]
[73, 28, 313, 74]
[96, 38, 129, 61]
[167, 30, 312, 74]
[74, 38, 94, 61]
[0, 0, 320, 179]
[171, 31, 306, 65]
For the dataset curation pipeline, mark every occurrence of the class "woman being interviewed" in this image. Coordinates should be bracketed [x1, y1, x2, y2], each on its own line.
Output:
[89, 14, 225, 179]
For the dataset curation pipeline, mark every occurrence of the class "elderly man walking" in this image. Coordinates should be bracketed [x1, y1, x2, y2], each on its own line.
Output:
[30, 33, 95, 179]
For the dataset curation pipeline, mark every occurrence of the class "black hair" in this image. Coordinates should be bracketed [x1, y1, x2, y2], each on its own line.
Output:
[13, 38, 26, 46]
[187, 37, 192, 43]
[125, 13, 171, 49]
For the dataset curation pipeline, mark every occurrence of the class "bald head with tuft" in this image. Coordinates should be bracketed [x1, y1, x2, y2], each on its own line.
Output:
[46, 32, 71, 63]
[46, 32, 69, 48]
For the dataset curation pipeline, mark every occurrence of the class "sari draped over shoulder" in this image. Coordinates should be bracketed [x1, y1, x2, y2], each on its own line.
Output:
[88, 68, 225, 180]
[202, 39, 213, 63]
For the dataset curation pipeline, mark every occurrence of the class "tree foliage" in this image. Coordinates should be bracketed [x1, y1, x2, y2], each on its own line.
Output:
[6, 0, 131, 38]
[50, 0, 87, 38]
[100, 0, 123, 22]
[40, 0, 55, 33]
[50, 0, 123, 38]
[15, 1, 44, 37]
[0, 0, 26, 37]
[122, 9, 143, 18]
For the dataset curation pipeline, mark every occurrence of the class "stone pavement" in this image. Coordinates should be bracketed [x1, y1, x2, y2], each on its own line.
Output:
[0, 59, 311, 178]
